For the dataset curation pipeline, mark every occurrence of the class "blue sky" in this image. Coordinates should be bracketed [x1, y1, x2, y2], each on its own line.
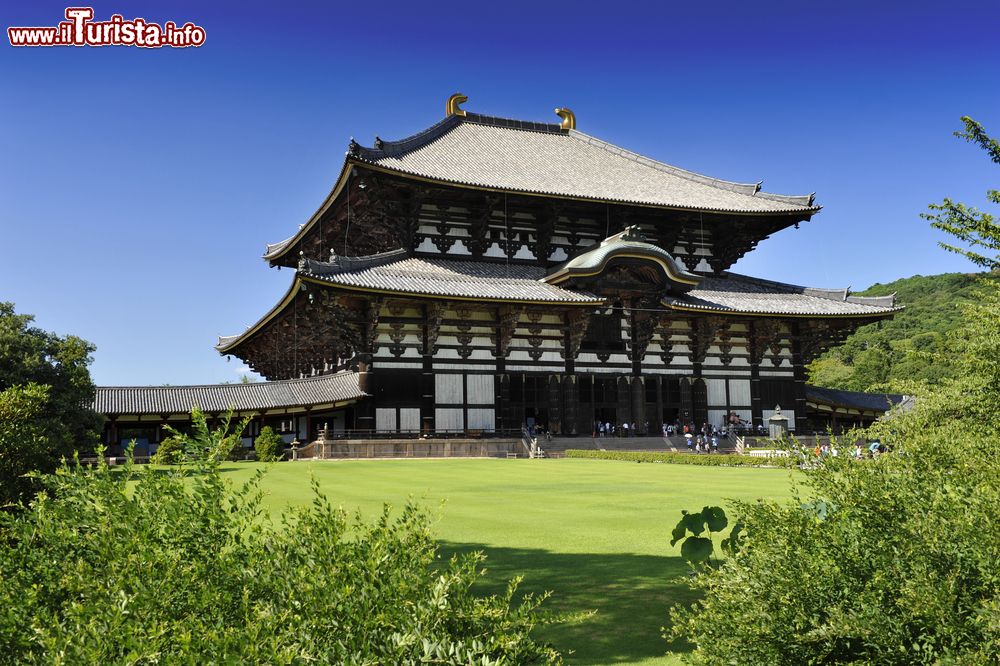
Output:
[2, 0, 998, 386]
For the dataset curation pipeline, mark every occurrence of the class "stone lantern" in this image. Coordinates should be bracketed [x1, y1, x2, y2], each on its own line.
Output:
[768, 405, 789, 440]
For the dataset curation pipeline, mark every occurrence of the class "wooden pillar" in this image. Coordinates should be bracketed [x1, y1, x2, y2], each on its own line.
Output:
[494, 374, 506, 435]
[420, 305, 436, 434]
[563, 375, 578, 436]
[501, 374, 513, 435]
[354, 361, 374, 435]
[256, 411, 267, 438]
[303, 406, 313, 442]
[157, 414, 169, 443]
[692, 378, 708, 429]
[655, 376, 664, 432]
[616, 375, 631, 429]
[790, 322, 808, 431]
[630, 376, 645, 434]
[750, 366, 763, 430]
[547, 375, 562, 435]
[679, 377, 693, 428]
[749, 320, 764, 429]
[690, 322, 705, 429]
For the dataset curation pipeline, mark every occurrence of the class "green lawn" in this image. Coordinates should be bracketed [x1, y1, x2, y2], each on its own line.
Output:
[217, 458, 798, 665]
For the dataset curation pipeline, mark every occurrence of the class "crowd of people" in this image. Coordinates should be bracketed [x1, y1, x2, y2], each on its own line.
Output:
[594, 420, 651, 437]
[589, 412, 769, 454]
[807, 440, 887, 460]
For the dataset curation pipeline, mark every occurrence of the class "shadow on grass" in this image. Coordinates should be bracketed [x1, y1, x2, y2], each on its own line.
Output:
[439, 541, 697, 665]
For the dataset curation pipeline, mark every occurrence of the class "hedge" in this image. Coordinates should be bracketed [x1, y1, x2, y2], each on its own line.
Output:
[564, 449, 794, 468]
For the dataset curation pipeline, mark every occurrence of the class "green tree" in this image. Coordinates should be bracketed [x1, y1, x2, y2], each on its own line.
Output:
[0, 419, 562, 664]
[807, 271, 993, 391]
[149, 435, 184, 465]
[923, 116, 1000, 270]
[0, 303, 101, 505]
[254, 425, 284, 462]
[669, 119, 1000, 664]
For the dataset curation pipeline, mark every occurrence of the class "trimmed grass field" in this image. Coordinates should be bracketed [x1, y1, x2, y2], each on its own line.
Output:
[217, 458, 798, 665]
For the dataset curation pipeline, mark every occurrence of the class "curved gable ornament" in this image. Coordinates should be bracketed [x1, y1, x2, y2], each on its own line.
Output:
[555, 107, 576, 130]
[541, 225, 701, 296]
[446, 92, 468, 117]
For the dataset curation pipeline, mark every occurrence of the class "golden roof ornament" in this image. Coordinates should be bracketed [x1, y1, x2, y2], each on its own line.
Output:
[555, 107, 576, 130]
[446, 93, 467, 117]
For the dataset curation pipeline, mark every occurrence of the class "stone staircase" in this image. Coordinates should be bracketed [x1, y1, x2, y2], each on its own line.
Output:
[538, 434, 743, 456]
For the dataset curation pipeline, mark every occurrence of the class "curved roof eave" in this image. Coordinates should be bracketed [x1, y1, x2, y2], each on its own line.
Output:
[661, 300, 904, 319]
[218, 267, 606, 354]
[217, 276, 303, 354]
[263, 157, 353, 263]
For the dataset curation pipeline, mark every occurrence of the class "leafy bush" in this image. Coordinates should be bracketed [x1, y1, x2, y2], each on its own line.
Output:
[668, 285, 1000, 663]
[565, 449, 791, 468]
[669, 506, 742, 566]
[221, 434, 245, 460]
[254, 425, 284, 462]
[669, 116, 1000, 665]
[0, 383, 52, 507]
[150, 435, 184, 464]
[0, 303, 102, 506]
[0, 414, 562, 664]
[163, 407, 249, 463]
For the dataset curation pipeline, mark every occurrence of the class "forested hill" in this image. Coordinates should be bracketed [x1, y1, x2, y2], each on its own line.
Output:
[807, 272, 996, 392]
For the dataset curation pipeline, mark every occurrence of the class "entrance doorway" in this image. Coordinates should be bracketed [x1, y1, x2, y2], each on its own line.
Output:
[524, 407, 549, 433]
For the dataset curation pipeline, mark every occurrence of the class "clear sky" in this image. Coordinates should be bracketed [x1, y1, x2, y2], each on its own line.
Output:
[2, 0, 998, 386]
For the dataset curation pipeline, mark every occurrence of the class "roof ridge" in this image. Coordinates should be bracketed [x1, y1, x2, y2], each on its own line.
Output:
[351, 114, 462, 159]
[717, 272, 900, 311]
[300, 248, 408, 275]
[96, 371, 359, 392]
[462, 112, 564, 134]
[717, 271, 810, 292]
[352, 112, 566, 160]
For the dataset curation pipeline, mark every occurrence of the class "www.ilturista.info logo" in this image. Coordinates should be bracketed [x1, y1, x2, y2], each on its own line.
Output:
[8, 7, 205, 48]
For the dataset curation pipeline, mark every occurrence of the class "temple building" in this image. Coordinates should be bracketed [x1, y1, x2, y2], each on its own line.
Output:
[203, 94, 900, 441]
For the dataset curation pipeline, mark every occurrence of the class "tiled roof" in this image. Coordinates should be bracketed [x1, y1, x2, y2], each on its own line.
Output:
[350, 113, 818, 214]
[806, 385, 905, 412]
[94, 372, 365, 416]
[664, 273, 902, 317]
[301, 256, 603, 303]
